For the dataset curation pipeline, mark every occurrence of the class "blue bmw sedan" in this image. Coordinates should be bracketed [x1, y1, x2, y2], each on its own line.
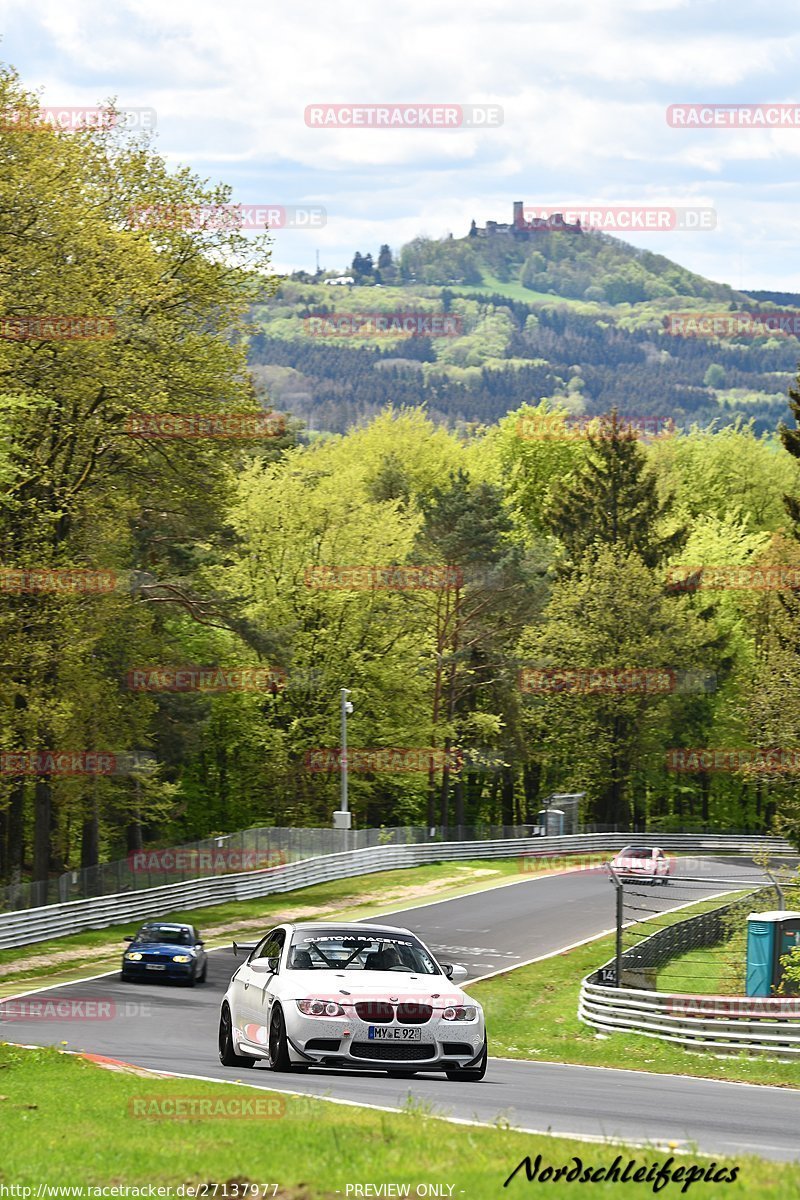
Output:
[121, 921, 208, 986]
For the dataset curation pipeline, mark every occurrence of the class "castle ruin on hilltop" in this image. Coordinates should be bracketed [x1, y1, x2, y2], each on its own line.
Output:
[469, 200, 582, 239]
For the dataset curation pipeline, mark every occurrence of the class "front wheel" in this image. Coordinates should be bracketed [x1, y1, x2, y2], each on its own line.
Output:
[218, 1004, 255, 1068]
[267, 1006, 293, 1072]
[445, 1037, 487, 1082]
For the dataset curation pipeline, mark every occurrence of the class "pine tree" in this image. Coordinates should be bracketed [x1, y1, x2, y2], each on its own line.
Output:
[544, 409, 686, 568]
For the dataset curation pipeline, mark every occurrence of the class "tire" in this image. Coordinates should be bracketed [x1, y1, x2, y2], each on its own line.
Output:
[218, 1004, 255, 1068]
[120, 970, 132, 983]
[183, 966, 197, 988]
[445, 1037, 487, 1082]
[267, 1005, 293, 1072]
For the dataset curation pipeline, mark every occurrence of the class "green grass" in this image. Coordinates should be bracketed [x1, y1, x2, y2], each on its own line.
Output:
[0, 1043, 797, 1195]
[0, 856, 606, 994]
[468, 925, 800, 1089]
[454, 274, 594, 308]
[657, 942, 744, 995]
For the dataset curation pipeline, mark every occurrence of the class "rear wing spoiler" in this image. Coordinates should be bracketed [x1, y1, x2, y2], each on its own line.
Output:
[232, 940, 258, 957]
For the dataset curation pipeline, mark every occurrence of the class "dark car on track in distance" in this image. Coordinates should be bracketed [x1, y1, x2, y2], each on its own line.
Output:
[121, 921, 208, 986]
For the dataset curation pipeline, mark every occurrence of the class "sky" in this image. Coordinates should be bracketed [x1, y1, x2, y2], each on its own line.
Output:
[3, 0, 800, 290]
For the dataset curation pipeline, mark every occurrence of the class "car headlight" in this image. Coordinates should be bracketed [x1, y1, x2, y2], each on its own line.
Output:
[172, 954, 192, 963]
[297, 999, 345, 1017]
[442, 1005, 477, 1021]
[125, 952, 143, 961]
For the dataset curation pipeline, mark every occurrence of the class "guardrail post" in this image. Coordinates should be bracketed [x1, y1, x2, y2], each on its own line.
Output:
[766, 868, 785, 911]
[607, 863, 623, 986]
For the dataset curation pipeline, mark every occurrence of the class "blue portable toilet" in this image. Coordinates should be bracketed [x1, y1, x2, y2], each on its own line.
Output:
[746, 911, 800, 996]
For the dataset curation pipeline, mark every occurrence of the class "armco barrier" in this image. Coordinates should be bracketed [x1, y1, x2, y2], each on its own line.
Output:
[0, 832, 792, 951]
[579, 978, 800, 1055]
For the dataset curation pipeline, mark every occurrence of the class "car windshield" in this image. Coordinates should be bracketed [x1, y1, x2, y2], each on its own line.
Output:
[287, 928, 440, 974]
[136, 925, 193, 945]
[619, 847, 652, 858]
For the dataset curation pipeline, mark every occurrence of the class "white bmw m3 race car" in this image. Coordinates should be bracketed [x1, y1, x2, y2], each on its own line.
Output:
[218, 921, 487, 1080]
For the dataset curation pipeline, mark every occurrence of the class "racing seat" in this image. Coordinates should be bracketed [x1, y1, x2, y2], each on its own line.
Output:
[365, 946, 401, 970]
[291, 949, 314, 969]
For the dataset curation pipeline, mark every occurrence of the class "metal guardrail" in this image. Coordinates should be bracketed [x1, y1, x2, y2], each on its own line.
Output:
[0, 831, 793, 952]
[579, 978, 800, 1056]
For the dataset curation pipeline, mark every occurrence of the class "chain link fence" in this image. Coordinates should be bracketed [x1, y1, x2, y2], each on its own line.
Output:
[598, 855, 800, 989]
[1, 822, 551, 912]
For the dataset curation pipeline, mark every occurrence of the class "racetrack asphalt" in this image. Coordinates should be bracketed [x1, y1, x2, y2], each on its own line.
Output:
[4, 854, 800, 1160]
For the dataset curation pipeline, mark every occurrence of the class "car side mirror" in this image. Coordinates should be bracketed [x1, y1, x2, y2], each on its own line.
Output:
[196, 941, 205, 948]
[123, 935, 134, 942]
[444, 963, 468, 980]
[233, 941, 258, 958]
[267, 956, 280, 974]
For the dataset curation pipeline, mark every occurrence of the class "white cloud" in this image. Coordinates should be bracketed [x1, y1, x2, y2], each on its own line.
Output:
[2, 0, 800, 283]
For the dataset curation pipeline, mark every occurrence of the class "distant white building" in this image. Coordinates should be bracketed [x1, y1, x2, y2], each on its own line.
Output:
[324, 275, 355, 286]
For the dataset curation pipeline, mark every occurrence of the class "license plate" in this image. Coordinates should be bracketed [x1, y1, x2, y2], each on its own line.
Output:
[146, 964, 166, 971]
[368, 1026, 421, 1041]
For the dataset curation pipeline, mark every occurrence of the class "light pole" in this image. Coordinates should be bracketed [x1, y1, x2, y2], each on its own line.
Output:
[333, 688, 353, 836]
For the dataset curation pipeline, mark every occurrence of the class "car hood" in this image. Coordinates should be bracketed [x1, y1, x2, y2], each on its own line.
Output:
[283, 969, 471, 1005]
[128, 942, 196, 955]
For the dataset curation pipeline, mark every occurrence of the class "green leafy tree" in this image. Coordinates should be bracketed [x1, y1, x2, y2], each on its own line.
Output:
[518, 547, 720, 826]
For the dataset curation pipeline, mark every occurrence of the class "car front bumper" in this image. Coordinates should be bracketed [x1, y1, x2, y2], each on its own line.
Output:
[122, 960, 196, 980]
[238, 1009, 485, 1070]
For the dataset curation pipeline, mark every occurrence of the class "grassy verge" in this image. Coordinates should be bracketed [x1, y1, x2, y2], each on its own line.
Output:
[0, 1043, 797, 1195]
[468, 925, 800, 1089]
[0, 856, 610, 994]
[657, 942, 743, 995]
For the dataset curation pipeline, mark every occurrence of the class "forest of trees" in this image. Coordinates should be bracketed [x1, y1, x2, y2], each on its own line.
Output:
[5, 64, 800, 897]
[250, 285, 797, 436]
